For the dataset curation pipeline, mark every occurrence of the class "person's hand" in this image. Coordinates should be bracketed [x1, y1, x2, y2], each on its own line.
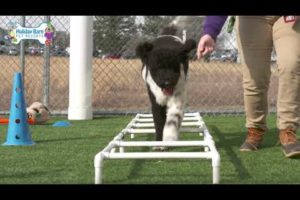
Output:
[197, 34, 215, 59]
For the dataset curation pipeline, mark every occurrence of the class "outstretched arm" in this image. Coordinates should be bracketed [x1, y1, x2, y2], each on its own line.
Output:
[203, 16, 228, 40]
[197, 16, 228, 59]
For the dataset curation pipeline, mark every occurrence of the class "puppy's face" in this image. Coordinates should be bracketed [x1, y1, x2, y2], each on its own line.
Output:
[136, 37, 196, 96]
[147, 49, 182, 96]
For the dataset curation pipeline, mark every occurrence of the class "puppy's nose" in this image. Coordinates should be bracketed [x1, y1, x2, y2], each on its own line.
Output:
[163, 81, 172, 87]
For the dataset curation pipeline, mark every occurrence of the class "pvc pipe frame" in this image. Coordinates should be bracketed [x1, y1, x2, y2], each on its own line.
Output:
[94, 112, 220, 184]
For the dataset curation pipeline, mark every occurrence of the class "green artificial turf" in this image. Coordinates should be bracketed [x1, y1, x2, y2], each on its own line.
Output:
[0, 114, 300, 184]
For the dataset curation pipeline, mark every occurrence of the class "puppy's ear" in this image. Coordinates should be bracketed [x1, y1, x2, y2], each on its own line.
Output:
[135, 42, 153, 61]
[181, 39, 196, 54]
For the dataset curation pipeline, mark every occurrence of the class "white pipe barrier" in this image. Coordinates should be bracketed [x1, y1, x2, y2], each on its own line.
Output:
[94, 112, 220, 184]
[68, 16, 93, 120]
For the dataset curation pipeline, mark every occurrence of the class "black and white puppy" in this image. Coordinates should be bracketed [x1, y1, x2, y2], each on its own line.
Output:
[136, 26, 196, 147]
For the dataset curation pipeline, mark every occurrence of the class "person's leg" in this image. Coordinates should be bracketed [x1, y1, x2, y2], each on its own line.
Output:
[273, 16, 300, 158]
[236, 16, 276, 151]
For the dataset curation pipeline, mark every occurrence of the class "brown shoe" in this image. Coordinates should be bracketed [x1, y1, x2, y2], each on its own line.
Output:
[279, 129, 300, 158]
[240, 128, 265, 151]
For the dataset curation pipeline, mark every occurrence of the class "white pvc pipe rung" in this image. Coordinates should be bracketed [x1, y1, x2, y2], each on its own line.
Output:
[136, 117, 199, 122]
[132, 121, 203, 128]
[132, 123, 153, 127]
[104, 152, 212, 159]
[135, 118, 154, 122]
[184, 112, 200, 117]
[117, 140, 208, 147]
[128, 128, 155, 133]
[180, 128, 202, 132]
[182, 122, 204, 126]
[127, 128, 200, 134]
[137, 113, 199, 118]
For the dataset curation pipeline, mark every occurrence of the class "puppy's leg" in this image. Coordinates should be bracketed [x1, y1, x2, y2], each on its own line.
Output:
[163, 99, 184, 141]
[152, 104, 168, 151]
[147, 87, 166, 141]
[151, 102, 166, 141]
[147, 87, 167, 151]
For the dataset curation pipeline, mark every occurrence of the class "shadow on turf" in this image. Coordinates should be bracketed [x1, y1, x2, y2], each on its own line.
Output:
[210, 125, 280, 181]
[211, 126, 281, 149]
[0, 168, 64, 180]
[127, 134, 153, 180]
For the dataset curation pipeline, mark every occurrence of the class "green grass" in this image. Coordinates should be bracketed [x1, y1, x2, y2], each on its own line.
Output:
[0, 114, 300, 184]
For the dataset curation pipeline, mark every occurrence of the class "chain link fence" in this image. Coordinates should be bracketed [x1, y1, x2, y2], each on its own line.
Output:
[0, 16, 278, 116]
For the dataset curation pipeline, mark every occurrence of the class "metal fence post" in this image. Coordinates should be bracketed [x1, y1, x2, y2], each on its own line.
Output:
[19, 16, 25, 83]
[43, 16, 51, 107]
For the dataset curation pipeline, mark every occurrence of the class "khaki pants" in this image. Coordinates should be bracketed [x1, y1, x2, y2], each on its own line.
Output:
[236, 16, 300, 131]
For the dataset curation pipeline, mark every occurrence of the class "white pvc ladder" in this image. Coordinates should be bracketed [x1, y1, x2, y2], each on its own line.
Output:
[94, 112, 220, 184]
